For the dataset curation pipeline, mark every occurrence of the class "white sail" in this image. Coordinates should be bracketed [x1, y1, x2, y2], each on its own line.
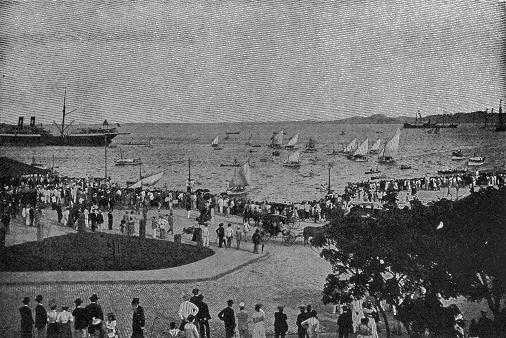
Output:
[270, 130, 284, 147]
[211, 136, 219, 146]
[306, 137, 316, 149]
[128, 171, 164, 189]
[285, 150, 300, 164]
[229, 161, 251, 188]
[379, 131, 400, 159]
[285, 133, 299, 147]
[353, 138, 369, 157]
[370, 139, 381, 153]
[344, 138, 357, 153]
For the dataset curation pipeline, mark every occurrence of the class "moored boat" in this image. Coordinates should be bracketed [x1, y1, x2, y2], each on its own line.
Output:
[451, 150, 465, 161]
[403, 110, 458, 129]
[365, 167, 381, 175]
[400, 164, 412, 170]
[115, 149, 142, 166]
[468, 156, 485, 166]
[211, 136, 223, 150]
[303, 137, 317, 153]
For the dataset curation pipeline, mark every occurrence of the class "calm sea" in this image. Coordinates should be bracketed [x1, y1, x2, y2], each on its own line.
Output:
[2, 122, 505, 202]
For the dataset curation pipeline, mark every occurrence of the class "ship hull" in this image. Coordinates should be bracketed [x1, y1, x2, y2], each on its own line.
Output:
[0, 133, 118, 146]
[403, 123, 458, 129]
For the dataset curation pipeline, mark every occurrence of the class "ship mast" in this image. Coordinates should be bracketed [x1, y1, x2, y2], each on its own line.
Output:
[61, 88, 66, 137]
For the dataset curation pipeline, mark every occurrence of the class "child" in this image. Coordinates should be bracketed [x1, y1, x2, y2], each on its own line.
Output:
[184, 315, 200, 338]
[167, 322, 181, 338]
[356, 318, 372, 338]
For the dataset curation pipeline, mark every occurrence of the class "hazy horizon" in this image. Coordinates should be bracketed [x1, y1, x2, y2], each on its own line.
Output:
[1, 0, 505, 124]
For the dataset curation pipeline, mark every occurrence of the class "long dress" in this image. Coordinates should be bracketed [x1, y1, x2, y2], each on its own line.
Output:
[362, 307, 378, 338]
[252, 310, 266, 338]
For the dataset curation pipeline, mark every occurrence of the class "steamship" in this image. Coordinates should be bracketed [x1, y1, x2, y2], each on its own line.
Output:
[0, 90, 120, 147]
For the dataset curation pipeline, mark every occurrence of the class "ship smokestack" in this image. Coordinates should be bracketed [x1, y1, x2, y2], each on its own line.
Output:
[17, 117, 24, 130]
[30, 116, 36, 128]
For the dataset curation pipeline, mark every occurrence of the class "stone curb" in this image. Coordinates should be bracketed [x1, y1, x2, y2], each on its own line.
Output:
[0, 250, 272, 286]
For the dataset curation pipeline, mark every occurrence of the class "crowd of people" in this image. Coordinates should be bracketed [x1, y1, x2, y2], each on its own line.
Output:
[18, 287, 343, 338]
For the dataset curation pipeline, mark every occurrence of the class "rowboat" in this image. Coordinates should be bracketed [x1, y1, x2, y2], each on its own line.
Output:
[468, 156, 485, 166]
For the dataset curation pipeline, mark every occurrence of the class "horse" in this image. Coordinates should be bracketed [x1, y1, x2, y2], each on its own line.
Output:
[302, 225, 326, 246]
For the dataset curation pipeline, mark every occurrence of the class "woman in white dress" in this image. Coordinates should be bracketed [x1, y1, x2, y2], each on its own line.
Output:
[301, 310, 320, 338]
[362, 298, 379, 338]
[252, 304, 266, 338]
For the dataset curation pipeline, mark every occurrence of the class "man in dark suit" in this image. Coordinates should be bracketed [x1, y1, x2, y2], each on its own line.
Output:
[85, 294, 104, 336]
[20, 296, 34, 338]
[296, 306, 307, 338]
[195, 294, 211, 338]
[131, 297, 146, 338]
[34, 294, 47, 338]
[72, 298, 88, 338]
[218, 299, 236, 338]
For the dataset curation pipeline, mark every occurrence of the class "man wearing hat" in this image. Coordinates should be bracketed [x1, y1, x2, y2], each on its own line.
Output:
[20, 296, 34, 338]
[274, 305, 288, 338]
[296, 306, 308, 338]
[34, 294, 47, 338]
[178, 294, 199, 330]
[131, 298, 145, 338]
[195, 294, 212, 338]
[189, 288, 200, 304]
[72, 298, 88, 338]
[86, 294, 104, 335]
[216, 223, 225, 248]
[218, 299, 236, 338]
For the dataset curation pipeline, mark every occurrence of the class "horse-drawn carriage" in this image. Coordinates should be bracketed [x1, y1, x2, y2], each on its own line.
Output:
[259, 213, 301, 246]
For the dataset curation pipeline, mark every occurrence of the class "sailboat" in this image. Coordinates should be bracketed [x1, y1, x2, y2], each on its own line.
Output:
[114, 149, 142, 165]
[211, 136, 223, 150]
[283, 150, 301, 167]
[303, 137, 317, 153]
[369, 139, 381, 154]
[342, 138, 357, 155]
[269, 130, 284, 149]
[350, 138, 369, 162]
[284, 133, 299, 149]
[378, 129, 401, 163]
[225, 161, 252, 196]
[246, 135, 261, 147]
[127, 170, 164, 189]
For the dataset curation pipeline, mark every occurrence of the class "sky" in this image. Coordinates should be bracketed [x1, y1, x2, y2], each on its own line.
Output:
[0, 0, 505, 124]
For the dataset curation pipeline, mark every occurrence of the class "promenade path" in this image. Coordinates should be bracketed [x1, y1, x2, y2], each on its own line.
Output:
[0, 189, 480, 337]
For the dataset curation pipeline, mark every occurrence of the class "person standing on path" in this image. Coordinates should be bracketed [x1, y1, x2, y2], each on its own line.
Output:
[216, 223, 225, 248]
[195, 294, 211, 338]
[202, 223, 210, 247]
[35, 207, 44, 242]
[56, 305, 73, 338]
[274, 305, 288, 338]
[252, 229, 261, 254]
[72, 298, 88, 338]
[107, 210, 114, 230]
[86, 294, 104, 336]
[151, 216, 158, 238]
[237, 302, 249, 338]
[225, 223, 233, 248]
[46, 301, 59, 338]
[296, 306, 308, 338]
[131, 298, 145, 338]
[178, 294, 199, 331]
[96, 209, 104, 232]
[235, 225, 243, 249]
[19, 296, 34, 338]
[336, 305, 353, 338]
[218, 299, 236, 338]
[167, 211, 174, 235]
[252, 304, 266, 338]
[34, 294, 47, 338]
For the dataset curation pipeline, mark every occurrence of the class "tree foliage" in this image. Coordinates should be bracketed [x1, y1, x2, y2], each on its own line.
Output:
[313, 186, 506, 337]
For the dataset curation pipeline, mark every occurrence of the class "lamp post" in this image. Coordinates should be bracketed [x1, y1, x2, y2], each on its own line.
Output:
[328, 162, 333, 194]
[103, 119, 108, 179]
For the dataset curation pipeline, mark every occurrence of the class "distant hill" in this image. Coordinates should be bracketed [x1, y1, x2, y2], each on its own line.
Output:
[333, 111, 501, 125]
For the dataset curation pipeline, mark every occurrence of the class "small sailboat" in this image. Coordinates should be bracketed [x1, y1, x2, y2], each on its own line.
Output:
[451, 150, 465, 161]
[378, 129, 401, 163]
[269, 130, 284, 149]
[128, 171, 164, 189]
[225, 161, 252, 196]
[246, 135, 262, 147]
[114, 149, 142, 165]
[211, 136, 223, 150]
[350, 138, 369, 162]
[283, 150, 301, 167]
[303, 137, 317, 153]
[369, 139, 381, 154]
[343, 138, 357, 155]
[145, 138, 154, 147]
[284, 133, 299, 149]
[468, 156, 485, 166]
